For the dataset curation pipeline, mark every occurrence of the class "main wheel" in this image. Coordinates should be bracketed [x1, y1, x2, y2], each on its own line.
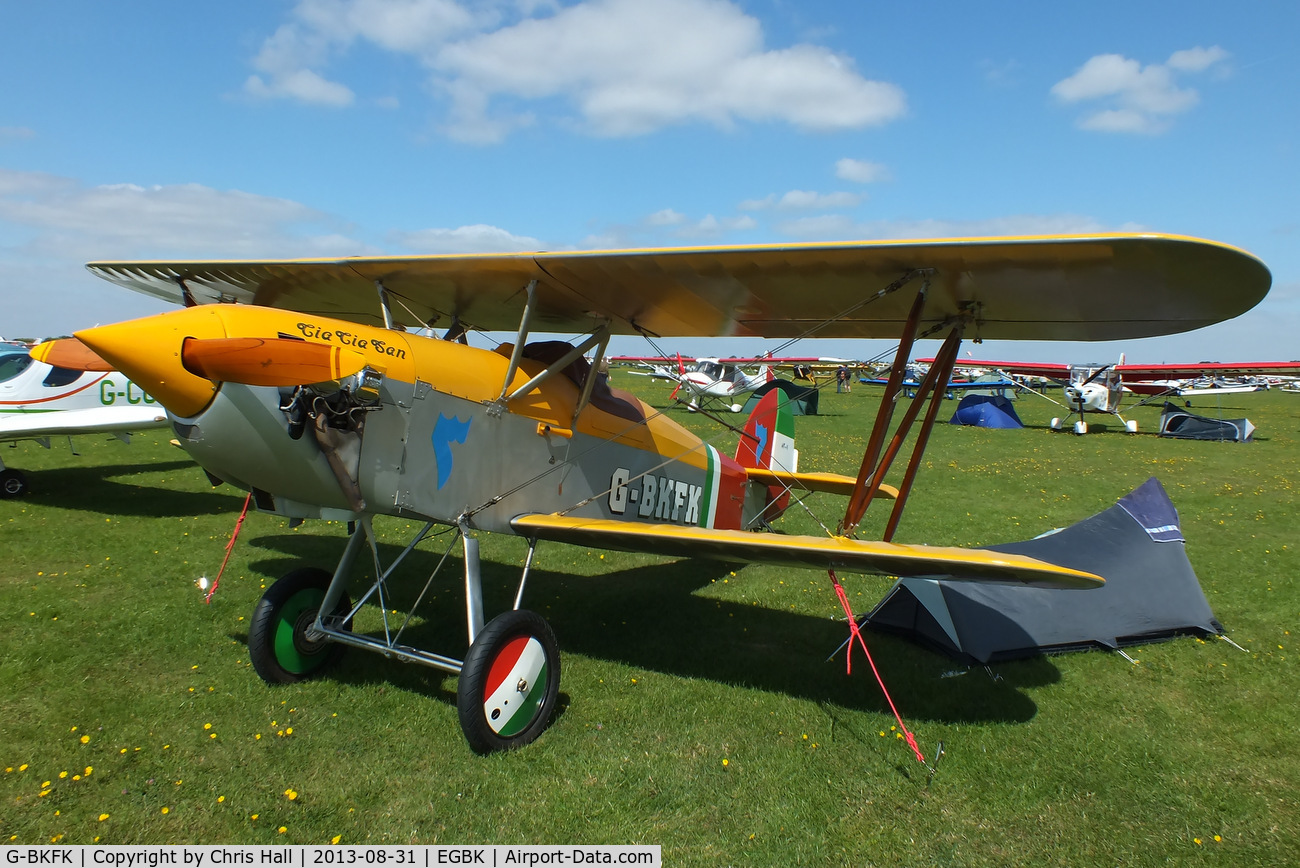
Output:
[249, 568, 352, 684]
[0, 469, 27, 498]
[456, 609, 560, 754]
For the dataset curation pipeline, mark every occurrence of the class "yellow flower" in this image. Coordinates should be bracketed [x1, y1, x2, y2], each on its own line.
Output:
[251, 814, 259, 821]
[98, 814, 110, 822]
[285, 727, 293, 736]
[18, 765, 27, 771]
[79, 735, 90, 744]
[161, 807, 170, 815]
[285, 789, 298, 801]
[85, 767, 93, 776]
[721, 759, 729, 767]
[278, 827, 287, 835]
[59, 771, 68, 779]
[204, 723, 212, 730]
[218, 796, 225, 803]
[331, 836, 341, 845]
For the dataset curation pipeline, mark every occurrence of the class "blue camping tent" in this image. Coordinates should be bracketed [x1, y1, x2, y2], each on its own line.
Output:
[949, 394, 1023, 428]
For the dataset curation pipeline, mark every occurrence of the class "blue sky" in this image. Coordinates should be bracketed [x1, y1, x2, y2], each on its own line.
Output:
[2, 0, 1296, 363]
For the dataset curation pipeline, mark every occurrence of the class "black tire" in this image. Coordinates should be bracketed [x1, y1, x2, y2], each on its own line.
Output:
[456, 609, 560, 754]
[249, 567, 351, 684]
[0, 469, 27, 498]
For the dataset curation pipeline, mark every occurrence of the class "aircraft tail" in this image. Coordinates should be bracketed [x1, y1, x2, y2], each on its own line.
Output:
[735, 389, 798, 523]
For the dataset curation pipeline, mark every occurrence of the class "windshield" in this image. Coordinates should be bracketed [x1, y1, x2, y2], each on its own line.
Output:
[0, 346, 32, 384]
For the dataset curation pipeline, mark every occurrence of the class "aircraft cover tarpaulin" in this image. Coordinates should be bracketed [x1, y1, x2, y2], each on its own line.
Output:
[1158, 402, 1255, 442]
[949, 394, 1024, 429]
[861, 478, 1222, 663]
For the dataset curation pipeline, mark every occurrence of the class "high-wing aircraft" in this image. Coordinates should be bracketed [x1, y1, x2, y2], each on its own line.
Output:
[623, 355, 771, 412]
[918, 355, 1300, 433]
[47, 233, 1271, 754]
[0, 339, 166, 496]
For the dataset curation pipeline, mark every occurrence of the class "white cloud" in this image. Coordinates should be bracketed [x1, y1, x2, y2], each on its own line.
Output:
[245, 0, 907, 141]
[740, 190, 861, 211]
[1051, 47, 1230, 134]
[835, 158, 889, 184]
[776, 213, 1142, 241]
[1167, 46, 1230, 73]
[646, 208, 687, 227]
[665, 213, 756, 239]
[245, 70, 355, 106]
[244, 0, 481, 105]
[0, 169, 376, 335]
[389, 224, 542, 252]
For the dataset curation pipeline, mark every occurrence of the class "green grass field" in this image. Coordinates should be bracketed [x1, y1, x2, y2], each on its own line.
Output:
[2, 378, 1296, 865]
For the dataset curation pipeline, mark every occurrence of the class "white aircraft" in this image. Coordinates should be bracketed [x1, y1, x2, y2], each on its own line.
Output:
[0, 339, 167, 496]
[632, 356, 771, 412]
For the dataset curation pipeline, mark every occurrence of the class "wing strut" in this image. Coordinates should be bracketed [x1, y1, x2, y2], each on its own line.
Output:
[882, 325, 963, 541]
[840, 280, 968, 538]
[840, 275, 930, 534]
[498, 280, 539, 402]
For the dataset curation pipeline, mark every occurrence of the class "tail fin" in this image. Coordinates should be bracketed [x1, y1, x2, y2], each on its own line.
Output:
[735, 389, 797, 522]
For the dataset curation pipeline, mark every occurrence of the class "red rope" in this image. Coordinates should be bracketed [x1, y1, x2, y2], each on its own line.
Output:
[205, 493, 252, 604]
[828, 569, 925, 763]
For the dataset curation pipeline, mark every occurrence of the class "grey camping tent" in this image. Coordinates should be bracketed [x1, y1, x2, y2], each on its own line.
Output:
[861, 478, 1222, 663]
[1158, 402, 1255, 442]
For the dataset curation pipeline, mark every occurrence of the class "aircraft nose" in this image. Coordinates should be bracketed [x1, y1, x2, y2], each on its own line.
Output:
[76, 307, 225, 418]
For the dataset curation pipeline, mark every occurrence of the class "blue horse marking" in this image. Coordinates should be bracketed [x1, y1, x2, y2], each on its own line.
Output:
[431, 414, 472, 489]
[754, 422, 769, 463]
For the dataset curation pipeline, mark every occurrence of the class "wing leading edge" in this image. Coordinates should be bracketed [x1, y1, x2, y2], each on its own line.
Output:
[510, 514, 1103, 590]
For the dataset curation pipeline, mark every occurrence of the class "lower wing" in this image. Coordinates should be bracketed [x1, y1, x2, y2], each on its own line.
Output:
[510, 514, 1102, 590]
[0, 407, 168, 440]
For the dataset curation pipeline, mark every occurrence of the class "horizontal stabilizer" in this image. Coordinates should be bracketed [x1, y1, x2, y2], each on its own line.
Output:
[744, 468, 898, 500]
[510, 514, 1103, 589]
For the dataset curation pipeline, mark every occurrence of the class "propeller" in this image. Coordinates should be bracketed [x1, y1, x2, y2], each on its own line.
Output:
[669, 352, 685, 400]
[28, 337, 115, 372]
[181, 338, 369, 387]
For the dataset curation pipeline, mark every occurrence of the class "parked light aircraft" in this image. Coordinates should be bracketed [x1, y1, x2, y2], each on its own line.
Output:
[44, 233, 1271, 754]
[624, 355, 771, 411]
[0, 340, 166, 496]
[918, 355, 1300, 434]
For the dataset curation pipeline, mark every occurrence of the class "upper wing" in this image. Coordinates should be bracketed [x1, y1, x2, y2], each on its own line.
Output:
[0, 406, 168, 440]
[510, 514, 1102, 589]
[86, 234, 1270, 342]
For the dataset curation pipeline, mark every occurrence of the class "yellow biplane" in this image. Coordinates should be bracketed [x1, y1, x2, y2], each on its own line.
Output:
[40, 233, 1270, 754]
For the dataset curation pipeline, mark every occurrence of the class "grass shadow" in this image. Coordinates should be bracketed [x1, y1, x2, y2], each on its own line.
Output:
[238, 532, 1046, 726]
[21, 461, 242, 516]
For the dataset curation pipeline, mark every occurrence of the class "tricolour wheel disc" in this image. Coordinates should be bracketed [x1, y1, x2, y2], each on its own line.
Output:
[483, 635, 549, 737]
